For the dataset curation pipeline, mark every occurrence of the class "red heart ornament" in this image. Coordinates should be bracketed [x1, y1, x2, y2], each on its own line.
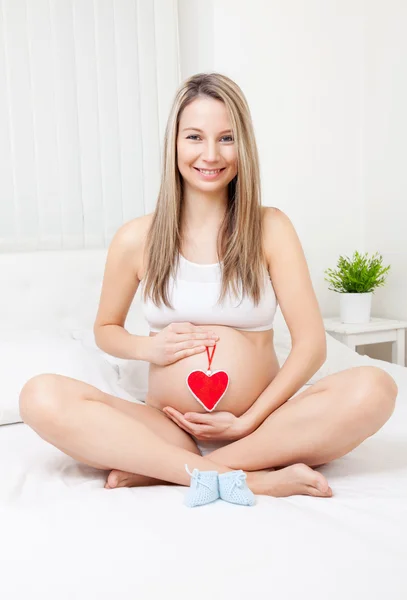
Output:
[186, 370, 229, 412]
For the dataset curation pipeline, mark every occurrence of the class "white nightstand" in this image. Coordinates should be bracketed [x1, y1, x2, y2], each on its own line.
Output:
[323, 317, 407, 366]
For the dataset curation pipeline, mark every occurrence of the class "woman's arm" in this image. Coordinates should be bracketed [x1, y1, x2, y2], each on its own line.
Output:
[243, 340, 326, 431]
[93, 218, 153, 361]
[243, 207, 327, 430]
[94, 324, 152, 361]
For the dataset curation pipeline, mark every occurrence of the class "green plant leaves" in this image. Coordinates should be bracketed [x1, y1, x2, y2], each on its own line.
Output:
[324, 251, 391, 293]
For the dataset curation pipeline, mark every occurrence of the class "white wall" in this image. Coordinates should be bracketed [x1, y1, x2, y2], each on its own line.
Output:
[178, 0, 407, 363]
[177, 0, 214, 78]
[363, 0, 407, 361]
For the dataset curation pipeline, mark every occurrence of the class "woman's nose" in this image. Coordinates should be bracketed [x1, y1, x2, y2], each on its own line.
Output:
[201, 141, 220, 162]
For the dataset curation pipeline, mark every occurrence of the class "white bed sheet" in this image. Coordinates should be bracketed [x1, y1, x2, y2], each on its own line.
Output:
[1, 358, 407, 600]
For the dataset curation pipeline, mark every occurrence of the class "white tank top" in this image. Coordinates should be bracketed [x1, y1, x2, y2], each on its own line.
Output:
[139, 253, 278, 333]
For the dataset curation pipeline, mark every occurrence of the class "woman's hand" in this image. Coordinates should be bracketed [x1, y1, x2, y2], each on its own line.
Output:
[146, 322, 219, 366]
[162, 407, 254, 442]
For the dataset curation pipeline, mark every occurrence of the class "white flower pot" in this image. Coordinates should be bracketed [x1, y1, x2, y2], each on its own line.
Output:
[339, 292, 373, 324]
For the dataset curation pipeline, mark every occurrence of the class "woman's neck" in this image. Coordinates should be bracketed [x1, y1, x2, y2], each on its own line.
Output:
[181, 186, 228, 232]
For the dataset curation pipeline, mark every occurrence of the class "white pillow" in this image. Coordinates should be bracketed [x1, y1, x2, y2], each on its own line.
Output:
[272, 325, 370, 384]
[0, 330, 136, 426]
[71, 328, 150, 403]
[272, 308, 371, 383]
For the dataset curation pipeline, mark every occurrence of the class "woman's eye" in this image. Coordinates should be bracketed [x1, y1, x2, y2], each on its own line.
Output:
[186, 135, 234, 142]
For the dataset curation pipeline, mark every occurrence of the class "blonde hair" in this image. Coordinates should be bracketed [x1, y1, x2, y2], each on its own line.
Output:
[142, 72, 266, 309]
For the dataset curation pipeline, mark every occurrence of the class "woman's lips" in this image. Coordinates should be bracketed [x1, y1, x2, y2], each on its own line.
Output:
[193, 167, 226, 180]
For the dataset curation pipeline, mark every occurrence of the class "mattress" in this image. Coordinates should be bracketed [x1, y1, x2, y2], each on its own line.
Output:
[2, 358, 407, 600]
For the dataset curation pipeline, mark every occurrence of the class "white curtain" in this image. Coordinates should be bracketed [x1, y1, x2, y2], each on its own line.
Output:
[0, 0, 180, 251]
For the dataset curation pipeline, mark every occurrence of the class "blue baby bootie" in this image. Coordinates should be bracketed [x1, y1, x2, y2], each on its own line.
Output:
[184, 464, 220, 507]
[218, 470, 256, 506]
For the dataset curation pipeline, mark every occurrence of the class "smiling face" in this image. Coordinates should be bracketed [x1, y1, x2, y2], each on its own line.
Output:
[176, 96, 238, 194]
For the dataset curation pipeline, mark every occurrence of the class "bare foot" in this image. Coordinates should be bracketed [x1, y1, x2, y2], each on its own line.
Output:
[105, 463, 333, 498]
[248, 463, 333, 498]
[104, 469, 167, 489]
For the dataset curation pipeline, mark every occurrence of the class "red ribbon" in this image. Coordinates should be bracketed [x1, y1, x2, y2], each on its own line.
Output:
[206, 344, 216, 371]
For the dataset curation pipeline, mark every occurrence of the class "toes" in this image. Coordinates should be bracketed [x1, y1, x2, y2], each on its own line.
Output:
[291, 463, 330, 493]
[311, 472, 330, 493]
[315, 479, 328, 493]
[313, 479, 331, 495]
[106, 471, 120, 489]
[105, 470, 143, 489]
[306, 485, 333, 498]
[110, 476, 119, 488]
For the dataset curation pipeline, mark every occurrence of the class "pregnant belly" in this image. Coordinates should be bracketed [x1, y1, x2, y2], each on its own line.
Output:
[146, 326, 279, 417]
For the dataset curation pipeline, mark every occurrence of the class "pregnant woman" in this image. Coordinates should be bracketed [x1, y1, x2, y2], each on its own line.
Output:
[20, 73, 398, 507]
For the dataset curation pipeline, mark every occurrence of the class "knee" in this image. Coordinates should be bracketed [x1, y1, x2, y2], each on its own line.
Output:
[19, 373, 63, 426]
[355, 366, 398, 420]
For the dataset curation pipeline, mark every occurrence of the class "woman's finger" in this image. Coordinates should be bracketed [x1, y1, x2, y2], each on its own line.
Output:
[164, 409, 194, 434]
[166, 410, 217, 439]
[184, 412, 215, 425]
[167, 411, 190, 431]
[165, 408, 207, 437]
[164, 407, 185, 421]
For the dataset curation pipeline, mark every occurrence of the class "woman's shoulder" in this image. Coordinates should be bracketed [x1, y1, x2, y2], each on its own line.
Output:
[261, 205, 285, 222]
[110, 214, 155, 280]
[262, 206, 296, 239]
[112, 213, 154, 247]
[261, 206, 294, 269]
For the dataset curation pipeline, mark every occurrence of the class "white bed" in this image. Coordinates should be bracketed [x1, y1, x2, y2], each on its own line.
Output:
[1, 250, 407, 600]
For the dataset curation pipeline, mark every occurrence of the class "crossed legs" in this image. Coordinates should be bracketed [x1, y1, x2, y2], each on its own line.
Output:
[19, 365, 397, 498]
[205, 366, 397, 469]
[106, 365, 397, 496]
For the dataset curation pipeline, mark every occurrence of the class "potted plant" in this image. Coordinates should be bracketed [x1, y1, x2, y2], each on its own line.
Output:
[324, 251, 391, 323]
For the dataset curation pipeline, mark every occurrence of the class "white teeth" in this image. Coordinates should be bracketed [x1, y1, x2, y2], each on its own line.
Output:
[198, 169, 221, 175]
